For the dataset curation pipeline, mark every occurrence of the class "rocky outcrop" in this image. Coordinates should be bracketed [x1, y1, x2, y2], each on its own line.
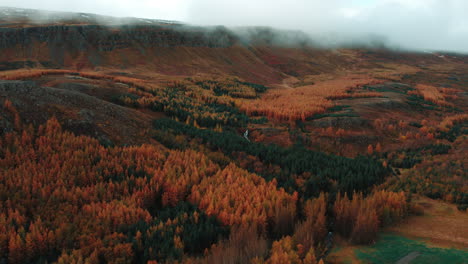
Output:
[0, 23, 242, 69]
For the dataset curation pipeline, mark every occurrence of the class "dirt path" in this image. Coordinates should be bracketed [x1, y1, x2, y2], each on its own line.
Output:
[396, 251, 420, 264]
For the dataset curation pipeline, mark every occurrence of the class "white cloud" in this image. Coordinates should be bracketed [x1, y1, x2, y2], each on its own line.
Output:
[0, 0, 191, 20]
[338, 8, 362, 19]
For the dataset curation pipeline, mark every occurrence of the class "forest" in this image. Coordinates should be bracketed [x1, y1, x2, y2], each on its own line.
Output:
[0, 64, 467, 263]
[0, 93, 413, 264]
[1, 61, 467, 263]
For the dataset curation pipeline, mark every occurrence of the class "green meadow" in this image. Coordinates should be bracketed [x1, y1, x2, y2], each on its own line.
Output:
[355, 234, 468, 264]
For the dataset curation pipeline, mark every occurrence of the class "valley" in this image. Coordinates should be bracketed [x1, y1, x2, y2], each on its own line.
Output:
[0, 8, 466, 264]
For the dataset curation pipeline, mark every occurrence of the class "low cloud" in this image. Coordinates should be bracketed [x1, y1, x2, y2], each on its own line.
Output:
[187, 0, 468, 52]
[1, 0, 467, 52]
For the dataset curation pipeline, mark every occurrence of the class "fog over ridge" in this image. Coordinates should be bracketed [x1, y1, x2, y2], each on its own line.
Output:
[0, 0, 467, 53]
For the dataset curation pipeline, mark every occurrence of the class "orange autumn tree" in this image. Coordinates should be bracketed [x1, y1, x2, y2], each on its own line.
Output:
[333, 191, 407, 244]
[293, 193, 327, 258]
[375, 143, 382, 153]
[0, 117, 227, 262]
[3, 99, 22, 131]
[238, 76, 381, 122]
[189, 163, 298, 235]
[264, 193, 327, 264]
[367, 144, 374, 155]
[265, 236, 318, 264]
[414, 84, 451, 106]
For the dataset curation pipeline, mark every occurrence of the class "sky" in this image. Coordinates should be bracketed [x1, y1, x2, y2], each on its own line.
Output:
[1, 0, 467, 52]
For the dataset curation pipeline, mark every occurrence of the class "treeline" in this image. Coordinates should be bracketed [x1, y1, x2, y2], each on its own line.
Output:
[153, 118, 390, 197]
[148, 87, 249, 127]
[121, 202, 229, 263]
[261, 193, 328, 264]
[111, 76, 271, 128]
[114, 86, 250, 128]
[334, 191, 407, 244]
[238, 77, 379, 122]
[192, 78, 267, 98]
[249, 190, 408, 263]
[406, 93, 462, 113]
[436, 122, 468, 142]
[384, 144, 451, 169]
[385, 149, 468, 211]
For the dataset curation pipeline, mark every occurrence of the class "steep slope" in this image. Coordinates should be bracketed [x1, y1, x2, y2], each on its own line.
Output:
[0, 80, 155, 145]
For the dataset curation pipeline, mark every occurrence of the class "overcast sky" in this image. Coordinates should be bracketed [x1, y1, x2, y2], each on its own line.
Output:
[1, 0, 467, 52]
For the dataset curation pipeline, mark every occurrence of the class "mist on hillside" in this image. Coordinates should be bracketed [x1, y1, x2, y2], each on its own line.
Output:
[187, 0, 468, 53]
[1, 0, 467, 53]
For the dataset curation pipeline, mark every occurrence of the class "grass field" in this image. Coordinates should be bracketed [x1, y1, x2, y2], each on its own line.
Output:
[355, 234, 468, 264]
[387, 195, 468, 249]
[327, 196, 468, 264]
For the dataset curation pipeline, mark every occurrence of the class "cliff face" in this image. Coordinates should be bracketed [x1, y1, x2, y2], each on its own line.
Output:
[0, 24, 241, 68]
[0, 24, 238, 51]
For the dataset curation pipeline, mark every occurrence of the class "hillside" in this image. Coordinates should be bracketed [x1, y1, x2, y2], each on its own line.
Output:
[0, 8, 467, 264]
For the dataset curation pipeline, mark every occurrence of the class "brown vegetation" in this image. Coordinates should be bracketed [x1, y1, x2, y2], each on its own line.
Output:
[238, 76, 381, 122]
